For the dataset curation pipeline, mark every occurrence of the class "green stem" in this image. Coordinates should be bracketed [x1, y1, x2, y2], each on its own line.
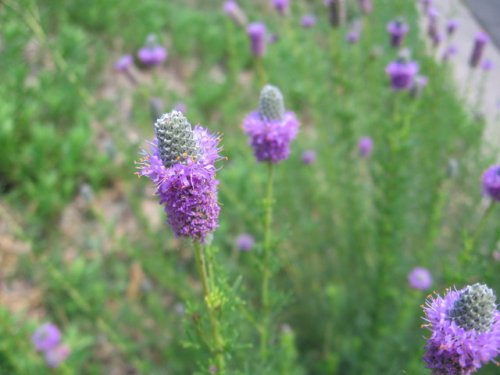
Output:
[260, 162, 275, 359]
[255, 57, 267, 87]
[193, 241, 226, 373]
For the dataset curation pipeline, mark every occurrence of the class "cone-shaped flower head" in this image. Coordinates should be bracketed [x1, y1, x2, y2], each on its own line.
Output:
[482, 164, 500, 201]
[301, 14, 316, 28]
[139, 111, 221, 241]
[114, 54, 133, 72]
[272, 0, 289, 15]
[247, 22, 267, 57]
[387, 19, 409, 48]
[236, 233, 255, 251]
[32, 323, 62, 352]
[243, 85, 299, 163]
[358, 137, 374, 158]
[447, 19, 459, 36]
[385, 56, 419, 91]
[422, 284, 500, 374]
[408, 267, 432, 290]
[138, 34, 167, 67]
[469, 32, 490, 68]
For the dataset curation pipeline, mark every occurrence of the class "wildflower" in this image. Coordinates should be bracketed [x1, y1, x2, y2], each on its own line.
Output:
[408, 267, 432, 290]
[247, 22, 267, 57]
[447, 19, 459, 36]
[481, 58, 494, 72]
[469, 32, 490, 68]
[236, 233, 255, 251]
[137, 34, 167, 67]
[385, 58, 419, 91]
[138, 111, 221, 241]
[422, 283, 500, 374]
[223, 0, 247, 27]
[387, 19, 409, 48]
[173, 102, 187, 114]
[44, 344, 70, 368]
[32, 323, 61, 352]
[358, 137, 373, 158]
[243, 85, 300, 163]
[358, 0, 373, 14]
[443, 44, 458, 62]
[114, 54, 133, 72]
[301, 14, 316, 28]
[482, 164, 500, 201]
[272, 0, 289, 15]
[302, 150, 316, 165]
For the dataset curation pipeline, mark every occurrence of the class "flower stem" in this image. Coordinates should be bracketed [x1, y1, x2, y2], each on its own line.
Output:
[260, 162, 275, 360]
[193, 241, 226, 373]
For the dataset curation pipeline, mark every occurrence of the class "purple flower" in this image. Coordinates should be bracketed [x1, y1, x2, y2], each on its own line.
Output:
[408, 267, 432, 290]
[138, 111, 221, 241]
[137, 34, 167, 67]
[301, 150, 316, 165]
[387, 20, 409, 48]
[272, 0, 289, 15]
[443, 44, 458, 62]
[243, 85, 300, 163]
[346, 30, 360, 44]
[447, 19, 459, 36]
[481, 58, 494, 72]
[32, 323, 61, 352]
[385, 59, 419, 91]
[358, 0, 373, 14]
[223, 0, 247, 27]
[470, 32, 490, 68]
[301, 14, 316, 28]
[422, 284, 500, 374]
[44, 344, 70, 368]
[482, 164, 500, 201]
[247, 22, 267, 57]
[114, 54, 133, 72]
[173, 102, 187, 114]
[236, 233, 255, 251]
[358, 137, 373, 158]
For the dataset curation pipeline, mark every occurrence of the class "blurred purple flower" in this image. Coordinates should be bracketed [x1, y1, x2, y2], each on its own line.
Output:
[420, 0, 432, 12]
[247, 22, 267, 57]
[32, 323, 61, 352]
[469, 32, 490, 68]
[442, 44, 458, 62]
[385, 58, 419, 91]
[302, 150, 316, 165]
[346, 30, 360, 44]
[114, 54, 133, 72]
[137, 34, 167, 67]
[301, 14, 316, 28]
[387, 20, 409, 48]
[358, 0, 373, 14]
[422, 284, 500, 374]
[481, 58, 494, 71]
[408, 267, 432, 290]
[173, 102, 187, 114]
[44, 344, 70, 368]
[223, 0, 247, 27]
[358, 137, 373, 158]
[236, 233, 255, 251]
[272, 0, 289, 15]
[482, 164, 500, 201]
[447, 19, 459, 36]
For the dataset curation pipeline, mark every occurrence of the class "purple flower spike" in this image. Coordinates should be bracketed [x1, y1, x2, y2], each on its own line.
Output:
[138, 111, 222, 241]
[358, 0, 373, 14]
[447, 19, 459, 36]
[114, 54, 133, 72]
[137, 34, 167, 67]
[387, 20, 409, 48]
[236, 233, 255, 251]
[481, 58, 494, 72]
[422, 284, 500, 374]
[272, 0, 289, 15]
[408, 267, 432, 290]
[470, 32, 490, 68]
[32, 323, 62, 352]
[247, 22, 267, 57]
[302, 150, 316, 165]
[223, 0, 247, 27]
[482, 164, 500, 201]
[358, 137, 373, 158]
[443, 44, 458, 62]
[385, 59, 419, 91]
[243, 85, 300, 164]
[301, 14, 316, 28]
[44, 344, 70, 368]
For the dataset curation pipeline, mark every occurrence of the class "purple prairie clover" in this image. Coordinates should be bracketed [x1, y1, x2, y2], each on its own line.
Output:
[44, 344, 70, 368]
[301, 14, 316, 28]
[32, 323, 61, 352]
[408, 267, 432, 290]
[358, 137, 373, 158]
[422, 284, 500, 374]
[387, 20, 409, 48]
[272, 0, 289, 15]
[385, 58, 419, 91]
[447, 19, 459, 36]
[236, 233, 255, 251]
[346, 30, 360, 44]
[138, 111, 221, 241]
[223, 0, 247, 27]
[301, 150, 316, 165]
[137, 34, 167, 67]
[247, 22, 267, 57]
[243, 85, 300, 163]
[482, 164, 500, 201]
[114, 54, 133, 72]
[469, 32, 490, 68]
[358, 0, 373, 14]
